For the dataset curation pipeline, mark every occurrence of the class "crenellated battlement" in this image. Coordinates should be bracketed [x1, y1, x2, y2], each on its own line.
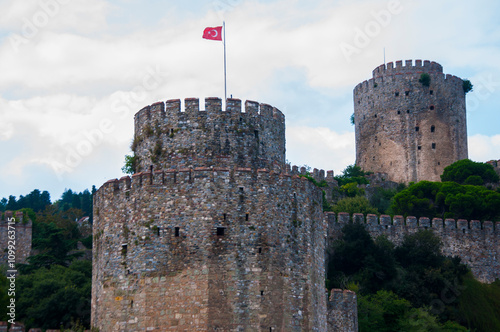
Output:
[96, 165, 334, 203]
[325, 212, 499, 233]
[136, 98, 284, 120]
[354, 60, 463, 95]
[132, 97, 286, 172]
[0, 211, 24, 222]
[325, 212, 500, 283]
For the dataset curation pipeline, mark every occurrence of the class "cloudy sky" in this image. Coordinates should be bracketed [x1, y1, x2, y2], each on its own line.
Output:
[0, 0, 499, 201]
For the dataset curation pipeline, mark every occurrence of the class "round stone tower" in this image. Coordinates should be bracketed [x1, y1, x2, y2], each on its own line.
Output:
[353, 60, 468, 183]
[92, 98, 328, 331]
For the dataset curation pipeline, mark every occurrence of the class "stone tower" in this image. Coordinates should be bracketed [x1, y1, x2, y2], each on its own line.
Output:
[92, 98, 328, 331]
[354, 60, 468, 183]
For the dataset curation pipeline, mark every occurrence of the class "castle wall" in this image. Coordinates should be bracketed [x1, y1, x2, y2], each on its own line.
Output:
[327, 289, 358, 332]
[326, 212, 500, 283]
[92, 167, 327, 331]
[0, 211, 32, 265]
[133, 98, 286, 172]
[354, 60, 468, 183]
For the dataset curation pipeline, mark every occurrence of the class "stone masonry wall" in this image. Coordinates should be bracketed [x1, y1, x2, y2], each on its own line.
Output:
[133, 98, 286, 173]
[326, 212, 500, 283]
[92, 167, 327, 331]
[327, 289, 358, 332]
[0, 211, 32, 265]
[354, 60, 468, 183]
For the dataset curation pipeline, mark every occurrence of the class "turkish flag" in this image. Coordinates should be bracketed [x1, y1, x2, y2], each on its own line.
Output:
[203, 26, 223, 41]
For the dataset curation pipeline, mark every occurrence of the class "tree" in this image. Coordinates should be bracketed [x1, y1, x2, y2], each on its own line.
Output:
[462, 79, 473, 94]
[16, 261, 92, 330]
[122, 154, 138, 174]
[441, 159, 499, 185]
[391, 181, 500, 220]
[334, 164, 370, 186]
[332, 196, 379, 215]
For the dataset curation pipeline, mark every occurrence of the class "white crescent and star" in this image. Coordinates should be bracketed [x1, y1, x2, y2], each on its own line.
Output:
[209, 29, 218, 38]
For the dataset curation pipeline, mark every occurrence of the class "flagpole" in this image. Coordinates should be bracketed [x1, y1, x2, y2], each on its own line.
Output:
[223, 21, 227, 104]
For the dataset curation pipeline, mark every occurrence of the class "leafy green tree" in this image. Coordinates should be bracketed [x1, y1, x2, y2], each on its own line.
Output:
[122, 154, 138, 174]
[334, 164, 370, 186]
[332, 196, 379, 215]
[457, 273, 500, 332]
[328, 223, 397, 292]
[16, 261, 92, 330]
[391, 231, 468, 314]
[391, 181, 500, 220]
[441, 159, 499, 185]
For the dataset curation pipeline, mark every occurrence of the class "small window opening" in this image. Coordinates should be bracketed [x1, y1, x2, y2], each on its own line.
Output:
[431, 125, 435, 132]
[239, 117, 243, 123]
[438, 162, 441, 165]
[217, 227, 225, 236]
[432, 143, 436, 149]
[261, 290, 264, 296]
[430, 90, 433, 95]
[254, 130, 259, 139]
[418, 146, 422, 150]
[258, 247, 262, 254]
[223, 213, 227, 221]
[374, 114, 377, 118]
[170, 128, 174, 135]
[462, 229, 466, 234]
[174, 227, 180, 237]
[395, 92, 399, 97]
[131, 300, 134, 308]
[430, 105, 435, 110]
[407, 110, 410, 114]
[415, 126, 419, 132]
[121, 244, 127, 255]
[405, 91, 410, 96]
[156, 227, 160, 236]
[372, 156, 375, 161]
[245, 213, 249, 221]
[397, 110, 401, 114]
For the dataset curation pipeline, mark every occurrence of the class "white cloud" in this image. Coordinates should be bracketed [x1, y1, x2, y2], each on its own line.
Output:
[286, 126, 355, 175]
[468, 134, 500, 162]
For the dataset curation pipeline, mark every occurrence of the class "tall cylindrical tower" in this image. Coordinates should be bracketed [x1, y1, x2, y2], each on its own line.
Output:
[92, 98, 328, 331]
[354, 60, 468, 183]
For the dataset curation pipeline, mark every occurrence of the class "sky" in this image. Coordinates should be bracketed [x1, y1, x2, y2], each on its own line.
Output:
[0, 0, 499, 202]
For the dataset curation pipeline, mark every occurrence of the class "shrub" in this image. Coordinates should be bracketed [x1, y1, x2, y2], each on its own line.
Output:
[419, 73, 431, 87]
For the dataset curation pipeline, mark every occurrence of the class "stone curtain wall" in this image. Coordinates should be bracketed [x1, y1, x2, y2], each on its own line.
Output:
[326, 212, 500, 283]
[0, 211, 32, 264]
[327, 289, 358, 332]
[133, 98, 286, 172]
[354, 60, 468, 183]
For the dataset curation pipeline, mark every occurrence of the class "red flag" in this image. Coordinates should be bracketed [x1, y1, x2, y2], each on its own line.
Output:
[203, 26, 223, 41]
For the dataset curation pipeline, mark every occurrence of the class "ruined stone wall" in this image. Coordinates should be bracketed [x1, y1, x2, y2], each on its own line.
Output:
[354, 60, 468, 183]
[0, 211, 32, 265]
[327, 289, 358, 332]
[486, 159, 500, 177]
[92, 168, 327, 331]
[133, 98, 286, 172]
[326, 213, 500, 283]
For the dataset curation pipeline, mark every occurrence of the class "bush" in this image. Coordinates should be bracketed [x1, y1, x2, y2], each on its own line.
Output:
[462, 79, 473, 94]
[419, 73, 431, 87]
